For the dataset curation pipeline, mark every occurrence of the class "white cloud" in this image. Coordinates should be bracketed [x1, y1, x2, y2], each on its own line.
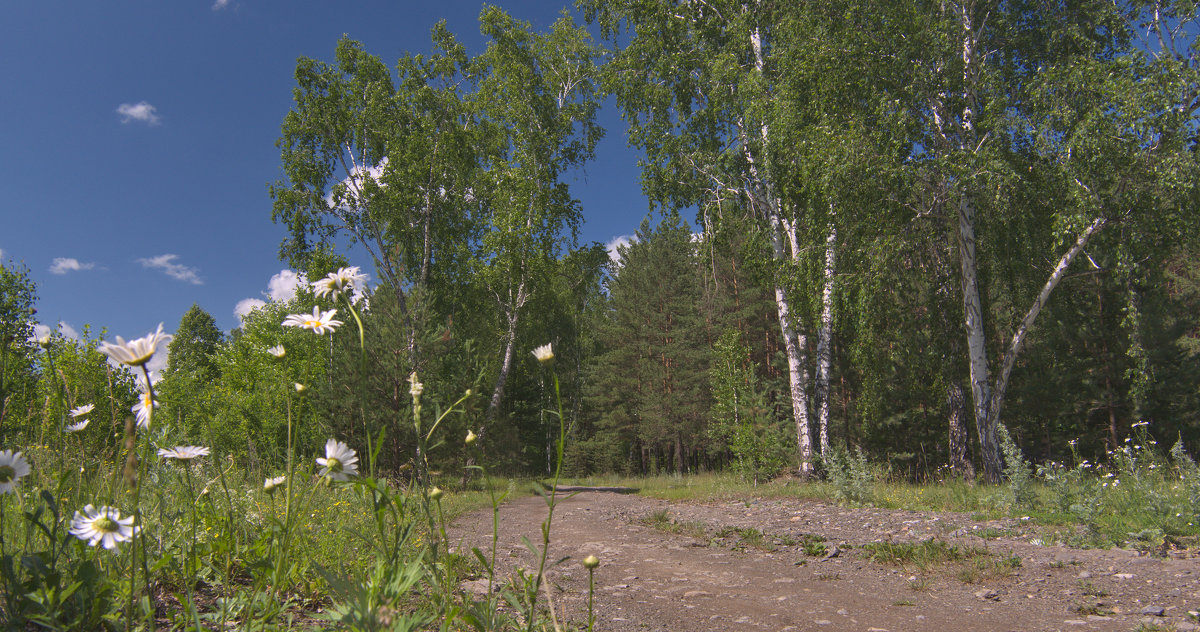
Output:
[138, 254, 203, 285]
[58, 322, 80, 340]
[212, 0, 231, 9]
[117, 101, 161, 125]
[267, 269, 306, 302]
[30, 322, 81, 342]
[0, 248, 5, 259]
[327, 158, 388, 210]
[233, 269, 307, 323]
[49, 257, 96, 275]
[234, 298, 266, 321]
[605, 234, 636, 265]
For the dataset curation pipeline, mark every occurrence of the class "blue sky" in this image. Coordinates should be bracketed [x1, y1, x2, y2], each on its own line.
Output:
[0, 1, 651, 360]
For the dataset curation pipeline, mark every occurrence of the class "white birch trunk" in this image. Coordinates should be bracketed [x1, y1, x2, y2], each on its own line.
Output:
[815, 217, 837, 457]
[988, 216, 1108, 427]
[955, 195, 1002, 482]
[486, 281, 527, 426]
[748, 24, 813, 475]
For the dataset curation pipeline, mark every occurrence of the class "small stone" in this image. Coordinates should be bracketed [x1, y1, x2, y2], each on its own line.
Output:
[683, 590, 711, 599]
[1086, 615, 1113, 621]
[814, 620, 832, 625]
[1076, 571, 1092, 579]
[837, 609, 849, 616]
[1139, 606, 1166, 616]
[1063, 620, 1087, 625]
[975, 589, 1000, 601]
[1114, 573, 1134, 580]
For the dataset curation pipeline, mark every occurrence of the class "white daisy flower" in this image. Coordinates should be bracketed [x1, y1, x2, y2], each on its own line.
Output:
[69, 403, 94, 418]
[532, 343, 554, 365]
[267, 345, 286, 358]
[282, 306, 343, 335]
[65, 419, 91, 433]
[157, 446, 210, 461]
[312, 266, 367, 301]
[0, 450, 31, 494]
[98, 323, 172, 367]
[263, 475, 286, 493]
[408, 372, 423, 398]
[69, 505, 138, 550]
[131, 392, 157, 428]
[35, 333, 52, 349]
[316, 439, 359, 481]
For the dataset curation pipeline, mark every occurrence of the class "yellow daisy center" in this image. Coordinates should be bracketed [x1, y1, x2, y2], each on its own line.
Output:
[93, 516, 118, 533]
[0, 465, 14, 483]
[326, 457, 342, 472]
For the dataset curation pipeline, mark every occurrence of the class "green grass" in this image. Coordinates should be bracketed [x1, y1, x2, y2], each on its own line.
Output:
[860, 539, 1020, 583]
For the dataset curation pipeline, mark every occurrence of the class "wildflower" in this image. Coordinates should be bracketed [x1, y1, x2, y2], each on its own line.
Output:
[131, 392, 157, 428]
[312, 266, 367, 301]
[465, 429, 477, 445]
[157, 446, 210, 461]
[263, 475, 286, 493]
[1132, 420, 1150, 428]
[69, 504, 137, 550]
[267, 345, 286, 358]
[35, 333, 52, 348]
[69, 403, 94, 418]
[532, 343, 554, 366]
[317, 439, 359, 481]
[0, 450, 31, 494]
[282, 306, 343, 335]
[65, 419, 91, 433]
[294, 382, 307, 394]
[408, 372, 423, 398]
[583, 554, 600, 570]
[98, 323, 172, 367]
[429, 487, 444, 501]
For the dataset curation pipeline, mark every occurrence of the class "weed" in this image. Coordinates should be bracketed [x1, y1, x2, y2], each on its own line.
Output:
[1078, 580, 1108, 597]
[640, 510, 708, 540]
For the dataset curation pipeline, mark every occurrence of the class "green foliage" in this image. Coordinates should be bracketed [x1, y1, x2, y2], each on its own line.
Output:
[821, 443, 875, 506]
[0, 261, 38, 439]
[999, 425, 1035, 509]
[709, 329, 791, 483]
[204, 299, 329, 464]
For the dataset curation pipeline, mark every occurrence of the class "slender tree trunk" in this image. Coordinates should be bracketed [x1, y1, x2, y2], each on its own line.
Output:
[955, 195, 1002, 482]
[947, 382, 975, 480]
[486, 287, 525, 427]
[815, 217, 837, 458]
[745, 23, 813, 475]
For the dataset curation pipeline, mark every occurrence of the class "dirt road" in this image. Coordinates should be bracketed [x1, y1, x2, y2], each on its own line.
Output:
[448, 486, 1200, 632]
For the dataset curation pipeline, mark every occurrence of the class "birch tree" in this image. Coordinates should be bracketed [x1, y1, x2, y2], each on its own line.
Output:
[901, 0, 1198, 481]
[271, 31, 481, 364]
[584, 0, 820, 474]
[471, 7, 602, 429]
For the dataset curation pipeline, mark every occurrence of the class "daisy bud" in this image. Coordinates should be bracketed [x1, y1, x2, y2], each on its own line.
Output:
[465, 430, 477, 445]
[583, 555, 600, 570]
[294, 383, 307, 394]
[429, 487, 444, 501]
